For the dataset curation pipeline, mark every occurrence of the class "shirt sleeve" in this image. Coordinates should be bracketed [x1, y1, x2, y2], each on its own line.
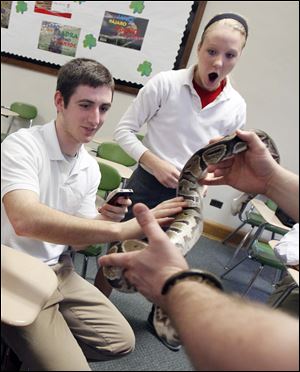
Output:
[113, 72, 166, 161]
[1, 133, 41, 200]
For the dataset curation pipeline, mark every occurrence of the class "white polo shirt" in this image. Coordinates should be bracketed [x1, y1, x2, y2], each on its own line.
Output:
[114, 65, 246, 172]
[1, 121, 100, 265]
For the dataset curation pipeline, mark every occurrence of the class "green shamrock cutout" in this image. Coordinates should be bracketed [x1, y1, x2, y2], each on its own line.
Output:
[137, 61, 152, 77]
[16, 1, 27, 14]
[130, 1, 145, 14]
[83, 34, 97, 49]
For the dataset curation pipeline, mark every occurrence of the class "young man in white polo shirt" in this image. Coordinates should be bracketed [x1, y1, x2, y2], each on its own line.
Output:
[1, 58, 186, 370]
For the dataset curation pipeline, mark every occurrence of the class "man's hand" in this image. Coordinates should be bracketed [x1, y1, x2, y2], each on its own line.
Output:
[150, 197, 187, 227]
[201, 130, 279, 195]
[98, 197, 132, 222]
[99, 203, 188, 306]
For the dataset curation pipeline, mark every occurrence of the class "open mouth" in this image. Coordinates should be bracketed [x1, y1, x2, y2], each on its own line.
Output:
[83, 127, 97, 134]
[208, 72, 219, 82]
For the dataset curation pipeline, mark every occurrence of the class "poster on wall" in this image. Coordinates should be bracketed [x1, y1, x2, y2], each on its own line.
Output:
[34, 1, 73, 19]
[1, 1, 13, 29]
[1, 1, 206, 91]
[38, 21, 80, 57]
[98, 11, 148, 51]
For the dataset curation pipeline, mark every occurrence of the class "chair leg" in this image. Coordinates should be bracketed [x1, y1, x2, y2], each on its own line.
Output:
[243, 264, 264, 296]
[271, 282, 298, 308]
[224, 226, 254, 269]
[95, 255, 100, 269]
[221, 255, 249, 278]
[222, 221, 247, 245]
[6, 118, 14, 135]
[81, 256, 88, 278]
[272, 268, 283, 286]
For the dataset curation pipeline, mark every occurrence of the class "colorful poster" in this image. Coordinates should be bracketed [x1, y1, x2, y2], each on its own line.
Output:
[99, 11, 149, 51]
[38, 21, 80, 57]
[1, 1, 12, 29]
[34, 1, 72, 19]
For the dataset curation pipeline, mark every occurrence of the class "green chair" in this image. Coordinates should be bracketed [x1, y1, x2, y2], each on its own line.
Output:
[97, 141, 137, 167]
[221, 239, 286, 297]
[76, 161, 122, 278]
[96, 161, 122, 199]
[223, 198, 288, 269]
[1, 133, 7, 142]
[136, 133, 144, 141]
[6, 102, 38, 135]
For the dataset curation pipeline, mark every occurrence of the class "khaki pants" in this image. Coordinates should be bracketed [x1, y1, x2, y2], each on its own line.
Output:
[2, 254, 135, 371]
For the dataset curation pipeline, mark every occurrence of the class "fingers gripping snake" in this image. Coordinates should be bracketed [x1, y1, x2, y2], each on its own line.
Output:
[103, 129, 280, 349]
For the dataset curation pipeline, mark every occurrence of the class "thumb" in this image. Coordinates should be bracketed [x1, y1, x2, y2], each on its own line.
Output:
[133, 203, 168, 245]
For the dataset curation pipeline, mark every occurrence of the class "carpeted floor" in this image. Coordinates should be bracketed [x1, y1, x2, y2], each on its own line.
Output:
[73, 235, 279, 371]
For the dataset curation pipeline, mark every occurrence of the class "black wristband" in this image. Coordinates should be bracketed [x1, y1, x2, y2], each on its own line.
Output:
[161, 269, 223, 295]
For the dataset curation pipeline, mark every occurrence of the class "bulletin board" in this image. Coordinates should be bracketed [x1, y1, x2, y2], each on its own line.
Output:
[1, 1, 206, 93]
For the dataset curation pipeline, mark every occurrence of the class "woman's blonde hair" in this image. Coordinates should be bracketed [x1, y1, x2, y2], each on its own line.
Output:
[199, 13, 248, 49]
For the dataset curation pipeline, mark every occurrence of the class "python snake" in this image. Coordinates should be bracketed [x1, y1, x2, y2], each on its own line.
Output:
[103, 129, 280, 349]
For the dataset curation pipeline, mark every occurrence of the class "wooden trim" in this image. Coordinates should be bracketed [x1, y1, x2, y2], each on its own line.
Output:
[202, 220, 271, 246]
[1, 55, 59, 76]
[203, 220, 245, 246]
[178, 1, 207, 69]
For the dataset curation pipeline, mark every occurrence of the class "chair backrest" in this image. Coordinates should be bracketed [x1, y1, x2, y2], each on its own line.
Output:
[1, 244, 58, 326]
[10, 102, 38, 120]
[97, 141, 136, 167]
[98, 161, 122, 192]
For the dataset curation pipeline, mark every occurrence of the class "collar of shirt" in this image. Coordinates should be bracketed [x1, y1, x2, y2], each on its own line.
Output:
[42, 121, 91, 173]
[181, 65, 233, 103]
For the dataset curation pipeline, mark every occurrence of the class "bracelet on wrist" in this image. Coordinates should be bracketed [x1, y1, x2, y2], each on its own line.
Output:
[161, 269, 223, 295]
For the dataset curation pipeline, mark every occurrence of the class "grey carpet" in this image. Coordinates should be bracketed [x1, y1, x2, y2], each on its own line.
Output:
[73, 235, 278, 371]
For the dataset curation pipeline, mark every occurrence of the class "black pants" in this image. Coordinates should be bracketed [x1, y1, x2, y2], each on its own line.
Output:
[123, 166, 176, 221]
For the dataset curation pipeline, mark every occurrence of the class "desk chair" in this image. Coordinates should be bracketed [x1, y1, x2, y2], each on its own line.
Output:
[136, 133, 144, 141]
[1, 133, 7, 142]
[97, 141, 136, 187]
[267, 240, 299, 310]
[221, 239, 286, 297]
[76, 162, 122, 278]
[223, 197, 288, 269]
[97, 141, 137, 167]
[1, 244, 58, 370]
[6, 102, 38, 135]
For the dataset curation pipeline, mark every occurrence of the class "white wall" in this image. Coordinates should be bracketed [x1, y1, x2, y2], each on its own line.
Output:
[1, 1, 299, 231]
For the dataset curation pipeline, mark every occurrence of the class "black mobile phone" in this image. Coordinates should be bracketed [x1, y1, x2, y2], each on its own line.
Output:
[106, 188, 134, 206]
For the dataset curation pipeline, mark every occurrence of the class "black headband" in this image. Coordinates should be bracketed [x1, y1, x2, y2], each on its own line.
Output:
[204, 13, 248, 39]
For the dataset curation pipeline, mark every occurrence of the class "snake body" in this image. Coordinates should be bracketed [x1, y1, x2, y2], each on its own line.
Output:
[103, 129, 280, 349]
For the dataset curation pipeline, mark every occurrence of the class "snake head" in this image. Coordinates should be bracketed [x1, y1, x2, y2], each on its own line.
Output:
[200, 133, 248, 166]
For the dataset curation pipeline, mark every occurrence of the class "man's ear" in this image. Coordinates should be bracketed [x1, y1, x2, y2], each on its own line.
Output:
[54, 91, 64, 113]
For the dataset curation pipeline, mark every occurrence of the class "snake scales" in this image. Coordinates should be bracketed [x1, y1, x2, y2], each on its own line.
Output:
[103, 129, 280, 349]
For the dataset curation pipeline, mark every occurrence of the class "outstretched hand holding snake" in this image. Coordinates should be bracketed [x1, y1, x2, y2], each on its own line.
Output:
[100, 129, 282, 350]
[99, 129, 299, 371]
